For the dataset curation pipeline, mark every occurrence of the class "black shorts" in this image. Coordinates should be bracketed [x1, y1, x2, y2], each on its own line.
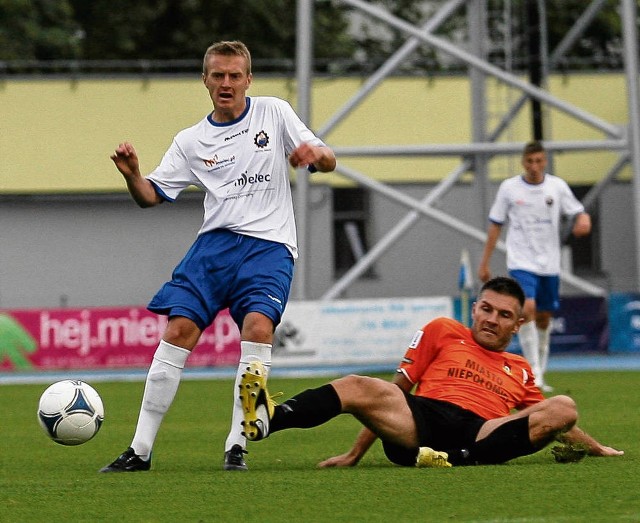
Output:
[382, 394, 486, 466]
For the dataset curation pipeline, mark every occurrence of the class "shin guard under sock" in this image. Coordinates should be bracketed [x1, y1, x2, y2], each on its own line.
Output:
[131, 340, 190, 460]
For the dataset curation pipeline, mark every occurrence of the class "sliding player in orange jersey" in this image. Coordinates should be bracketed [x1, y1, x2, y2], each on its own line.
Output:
[240, 277, 623, 467]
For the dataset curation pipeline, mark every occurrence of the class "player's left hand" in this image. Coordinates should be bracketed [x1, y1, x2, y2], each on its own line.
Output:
[592, 445, 624, 457]
[289, 142, 322, 170]
[571, 213, 592, 237]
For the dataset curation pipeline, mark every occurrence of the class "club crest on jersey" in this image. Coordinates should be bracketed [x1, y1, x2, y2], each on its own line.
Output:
[546, 196, 554, 206]
[254, 131, 269, 148]
[503, 362, 512, 375]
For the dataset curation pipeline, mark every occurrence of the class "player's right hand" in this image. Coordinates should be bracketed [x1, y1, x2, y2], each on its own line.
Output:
[110, 142, 140, 178]
[317, 452, 359, 468]
[478, 265, 491, 283]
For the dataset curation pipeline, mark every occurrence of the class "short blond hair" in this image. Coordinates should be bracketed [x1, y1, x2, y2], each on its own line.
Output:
[202, 40, 252, 75]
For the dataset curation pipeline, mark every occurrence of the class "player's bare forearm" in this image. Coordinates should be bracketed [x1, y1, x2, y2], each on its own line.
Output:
[572, 212, 592, 237]
[125, 177, 163, 208]
[289, 143, 336, 172]
[312, 146, 337, 172]
[317, 427, 377, 468]
[558, 426, 624, 457]
[318, 373, 412, 468]
[110, 142, 162, 208]
[478, 223, 502, 282]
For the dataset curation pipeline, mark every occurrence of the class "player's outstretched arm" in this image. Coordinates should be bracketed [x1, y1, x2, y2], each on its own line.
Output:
[478, 222, 502, 283]
[571, 212, 592, 238]
[318, 426, 378, 468]
[289, 143, 336, 172]
[318, 371, 414, 468]
[559, 425, 624, 457]
[110, 142, 163, 208]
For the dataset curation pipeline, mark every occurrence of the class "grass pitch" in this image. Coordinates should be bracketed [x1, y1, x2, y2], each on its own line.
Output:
[1, 370, 638, 522]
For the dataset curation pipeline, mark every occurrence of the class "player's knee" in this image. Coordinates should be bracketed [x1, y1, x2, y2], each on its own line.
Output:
[331, 375, 376, 409]
[334, 374, 369, 390]
[164, 317, 201, 347]
[545, 395, 578, 430]
[241, 312, 275, 343]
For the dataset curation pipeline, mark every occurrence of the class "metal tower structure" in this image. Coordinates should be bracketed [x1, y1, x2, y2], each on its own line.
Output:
[294, 0, 640, 300]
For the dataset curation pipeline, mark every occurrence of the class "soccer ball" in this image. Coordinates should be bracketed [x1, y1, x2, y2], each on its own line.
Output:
[37, 380, 105, 446]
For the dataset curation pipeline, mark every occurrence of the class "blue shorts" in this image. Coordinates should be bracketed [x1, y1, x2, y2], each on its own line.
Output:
[148, 229, 294, 331]
[508, 270, 560, 312]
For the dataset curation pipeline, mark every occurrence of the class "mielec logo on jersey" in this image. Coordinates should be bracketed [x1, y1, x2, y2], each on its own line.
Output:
[230, 171, 272, 188]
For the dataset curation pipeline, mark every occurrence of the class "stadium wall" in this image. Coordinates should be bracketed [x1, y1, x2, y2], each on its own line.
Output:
[0, 73, 632, 193]
[0, 180, 634, 309]
[0, 73, 637, 310]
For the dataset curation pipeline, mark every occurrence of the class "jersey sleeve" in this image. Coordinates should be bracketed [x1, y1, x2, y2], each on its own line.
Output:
[488, 180, 509, 224]
[277, 99, 326, 155]
[146, 136, 202, 201]
[557, 178, 585, 218]
[513, 356, 546, 408]
[398, 318, 447, 384]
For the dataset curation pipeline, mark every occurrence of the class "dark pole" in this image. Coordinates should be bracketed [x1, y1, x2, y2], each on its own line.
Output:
[526, 0, 544, 140]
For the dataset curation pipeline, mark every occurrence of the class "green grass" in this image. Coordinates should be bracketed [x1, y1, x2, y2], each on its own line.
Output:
[1, 371, 638, 522]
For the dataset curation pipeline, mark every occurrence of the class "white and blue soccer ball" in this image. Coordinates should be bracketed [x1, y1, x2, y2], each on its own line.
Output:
[37, 380, 105, 446]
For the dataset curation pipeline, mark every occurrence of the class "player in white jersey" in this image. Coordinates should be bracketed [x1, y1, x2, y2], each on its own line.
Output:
[478, 141, 591, 392]
[101, 41, 336, 473]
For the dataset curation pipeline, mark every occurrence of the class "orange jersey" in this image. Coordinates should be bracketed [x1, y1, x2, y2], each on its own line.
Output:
[398, 317, 544, 420]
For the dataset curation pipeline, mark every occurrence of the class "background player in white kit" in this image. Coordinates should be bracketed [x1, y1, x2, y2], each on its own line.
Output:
[101, 40, 336, 472]
[477, 141, 591, 392]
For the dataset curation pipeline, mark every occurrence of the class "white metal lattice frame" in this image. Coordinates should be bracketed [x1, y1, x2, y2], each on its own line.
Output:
[294, 0, 640, 299]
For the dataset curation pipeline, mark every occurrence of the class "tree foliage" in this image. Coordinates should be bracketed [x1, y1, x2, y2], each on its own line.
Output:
[0, 0, 81, 60]
[0, 0, 633, 72]
[492, 0, 626, 70]
[349, 0, 630, 73]
[542, 0, 624, 68]
[0, 0, 354, 67]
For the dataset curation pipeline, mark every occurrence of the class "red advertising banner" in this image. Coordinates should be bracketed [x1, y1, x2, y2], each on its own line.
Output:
[0, 306, 241, 371]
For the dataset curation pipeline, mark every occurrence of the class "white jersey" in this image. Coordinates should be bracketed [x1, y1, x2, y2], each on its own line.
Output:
[488, 174, 585, 275]
[147, 96, 327, 258]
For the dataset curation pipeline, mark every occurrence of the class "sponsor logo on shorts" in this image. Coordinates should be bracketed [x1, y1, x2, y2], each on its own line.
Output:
[267, 294, 282, 305]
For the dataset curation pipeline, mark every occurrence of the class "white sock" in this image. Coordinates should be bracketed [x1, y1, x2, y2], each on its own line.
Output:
[518, 321, 541, 381]
[131, 340, 190, 461]
[225, 341, 272, 452]
[537, 326, 551, 384]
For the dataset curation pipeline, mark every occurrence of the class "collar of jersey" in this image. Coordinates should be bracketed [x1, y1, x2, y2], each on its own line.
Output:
[207, 97, 251, 127]
[519, 173, 546, 186]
